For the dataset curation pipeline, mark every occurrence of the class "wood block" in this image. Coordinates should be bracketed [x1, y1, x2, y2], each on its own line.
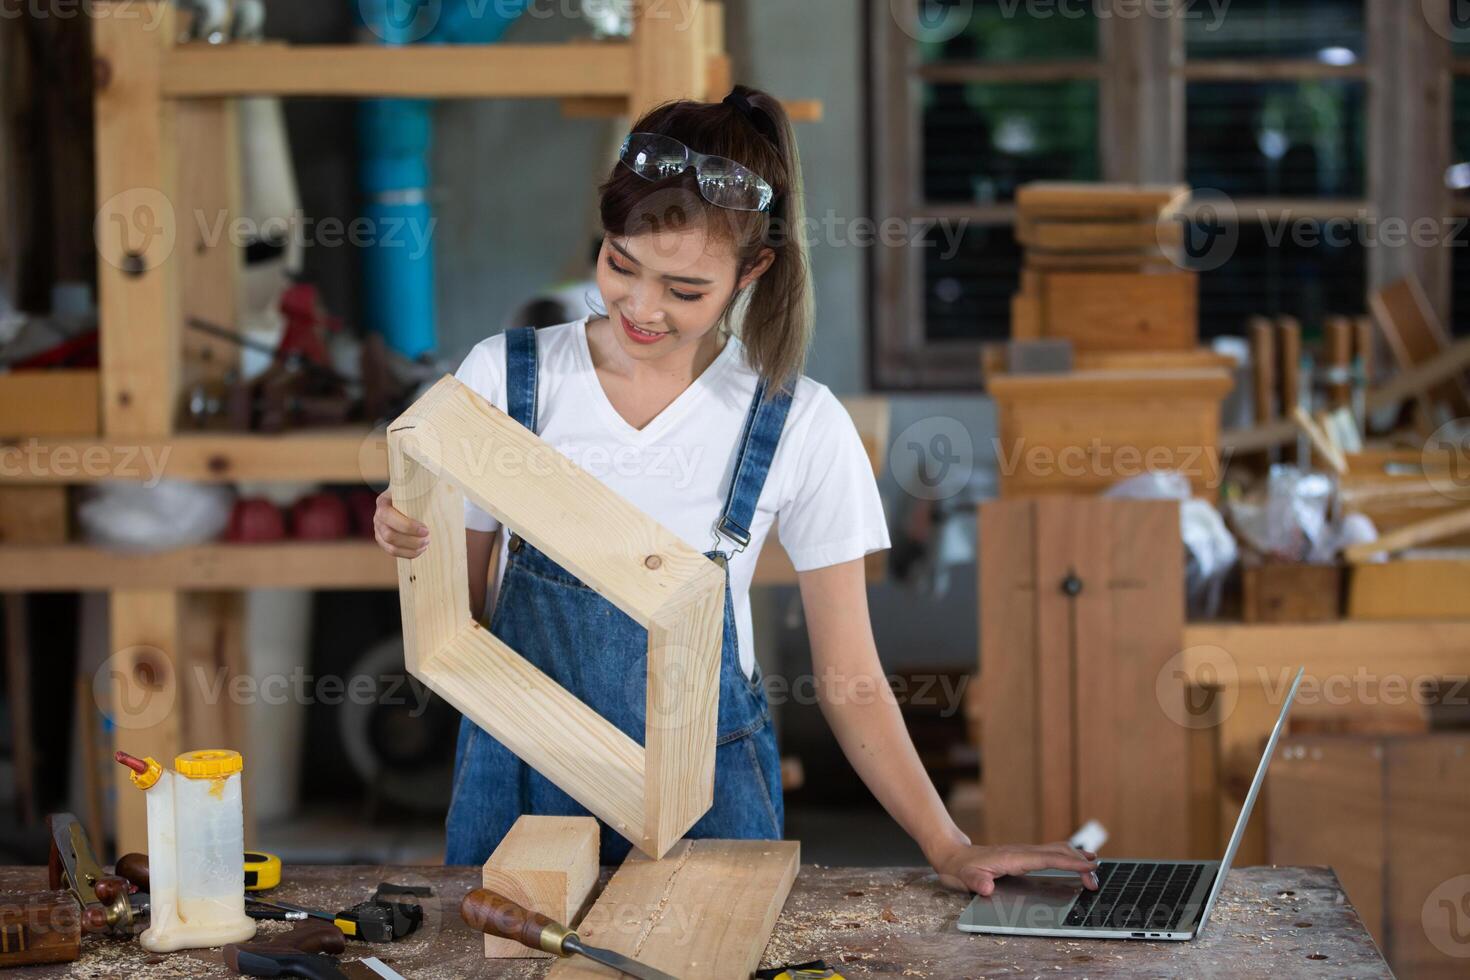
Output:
[546, 839, 799, 980]
[1017, 217, 1180, 253]
[989, 369, 1233, 496]
[1023, 248, 1177, 272]
[1347, 559, 1470, 619]
[1016, 182, 1190, 219]
[0, 487, 68, 545]
[482, 816, 599, 959]
[1037, 271, 1197, 351]
[1241, 559, 1342, 623]
[0, 891, 80, 967]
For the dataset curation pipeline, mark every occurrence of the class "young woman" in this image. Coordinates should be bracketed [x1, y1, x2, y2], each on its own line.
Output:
[374, 85, 1099, 897]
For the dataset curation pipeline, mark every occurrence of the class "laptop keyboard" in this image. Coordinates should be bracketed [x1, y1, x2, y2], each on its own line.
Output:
[1062, 862, 1207, 931]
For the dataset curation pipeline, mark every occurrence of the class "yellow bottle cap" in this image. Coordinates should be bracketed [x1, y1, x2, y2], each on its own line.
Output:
[130, 757, 164, 790]
[175, 749, 243, 778]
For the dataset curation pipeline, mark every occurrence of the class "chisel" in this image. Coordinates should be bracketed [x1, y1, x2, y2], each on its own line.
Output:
[460, 888, 679, 980]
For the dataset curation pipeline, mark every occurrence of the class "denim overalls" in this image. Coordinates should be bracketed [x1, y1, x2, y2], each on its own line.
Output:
[444, 325, 792, 866]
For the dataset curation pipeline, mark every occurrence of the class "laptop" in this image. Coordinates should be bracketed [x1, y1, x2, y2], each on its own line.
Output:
[958, 666, 1304, 942]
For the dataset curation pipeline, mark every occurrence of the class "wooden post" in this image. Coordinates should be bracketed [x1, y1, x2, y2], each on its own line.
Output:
[108, 590, 181, 855]
[631, 0, 705, 120]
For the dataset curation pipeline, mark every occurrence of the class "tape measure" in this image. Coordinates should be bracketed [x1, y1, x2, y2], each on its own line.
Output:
[243, 851, 281, 892]
[756, 961, 844, 979]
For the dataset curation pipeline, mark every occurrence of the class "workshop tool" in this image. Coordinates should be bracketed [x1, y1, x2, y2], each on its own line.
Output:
[460, 888, 678, 980]
[250, 883, 427, 943]
[756, 962, 847, 980]
[223, 919, 348, 979]
[0, 891, 82, 967]
[116, 750, 257, 952]
[46, 812, 144, 935]
[112, 850, 283, 893]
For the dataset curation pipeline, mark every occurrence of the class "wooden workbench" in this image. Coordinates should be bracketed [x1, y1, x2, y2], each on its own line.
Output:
[0, 864, 1389, 978]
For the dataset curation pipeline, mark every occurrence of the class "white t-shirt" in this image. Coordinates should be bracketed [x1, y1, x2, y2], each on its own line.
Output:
[453, 315, 891, 680]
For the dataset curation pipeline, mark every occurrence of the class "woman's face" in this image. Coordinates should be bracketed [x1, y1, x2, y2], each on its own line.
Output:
[595, 227, 772, 363]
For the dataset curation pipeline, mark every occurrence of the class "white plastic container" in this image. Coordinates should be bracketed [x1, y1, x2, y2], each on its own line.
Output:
[117, 749, 257, 952]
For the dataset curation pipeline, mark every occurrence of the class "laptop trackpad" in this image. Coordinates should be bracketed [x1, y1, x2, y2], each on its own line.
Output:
[965, 872, 1082, 930]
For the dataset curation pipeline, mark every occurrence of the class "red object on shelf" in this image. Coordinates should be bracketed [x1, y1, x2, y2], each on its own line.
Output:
[225, 499, 287, 542]
[291, 493, 349, 540]
[345, 489, 378, 540]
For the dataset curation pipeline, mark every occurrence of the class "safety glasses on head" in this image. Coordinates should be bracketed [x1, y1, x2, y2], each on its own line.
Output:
[617, 132, 775, 213]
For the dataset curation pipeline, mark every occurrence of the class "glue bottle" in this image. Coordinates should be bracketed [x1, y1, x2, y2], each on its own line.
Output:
[116, 749, 257, 952]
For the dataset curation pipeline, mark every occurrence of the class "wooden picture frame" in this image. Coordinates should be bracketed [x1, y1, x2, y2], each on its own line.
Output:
[387, 376, 724, 858]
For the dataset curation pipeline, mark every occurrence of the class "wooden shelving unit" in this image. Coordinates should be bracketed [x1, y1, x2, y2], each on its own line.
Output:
[0, 0, 832, 853]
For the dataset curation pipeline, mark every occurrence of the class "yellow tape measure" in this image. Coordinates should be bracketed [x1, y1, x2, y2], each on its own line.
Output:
[759, 962, 844, 979]
[243, 851, 282, 892]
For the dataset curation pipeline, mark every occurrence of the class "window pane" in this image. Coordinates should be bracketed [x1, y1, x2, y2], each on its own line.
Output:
[912, 0, 1096, 63]
[923, 82, 1099, 204]
[1454, 220, 1470, 338]
[1185, 0, 1365, 61]
[1192, 220, 1366, 338]
[1186, 81, 1366, 198]
[922, 223, 1020, 342]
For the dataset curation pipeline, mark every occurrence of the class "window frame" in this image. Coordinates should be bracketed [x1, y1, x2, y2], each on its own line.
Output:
[869, 0, 1460, 390]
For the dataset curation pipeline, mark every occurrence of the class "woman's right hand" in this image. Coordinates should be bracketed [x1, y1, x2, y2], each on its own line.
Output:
[373, 489, 429, 559]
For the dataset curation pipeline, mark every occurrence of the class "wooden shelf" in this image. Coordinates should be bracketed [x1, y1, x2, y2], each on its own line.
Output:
[0, 542, 395, 591]
[160, 41, 633, 99]
[0, 429, 389, 484]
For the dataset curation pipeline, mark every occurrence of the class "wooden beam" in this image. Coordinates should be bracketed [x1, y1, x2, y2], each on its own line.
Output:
[546, 839, 799, 979]
[0, 371, 99, 438]
[1343, 506, 1470, 562]
[388, 375, 723, 857]
[161, 43, 633, 100]
[630, 0, 705, 120]
[1180, 622, 1470, 681]
[0, 543, 396, 591]
[93, 0, 180, 436]
[109, 589, 181, 856]
[481, 816, 598, 960]
[1178, 60, 1368, 81]
[0, 430, 385, 484]
[175, 98, 241, 389]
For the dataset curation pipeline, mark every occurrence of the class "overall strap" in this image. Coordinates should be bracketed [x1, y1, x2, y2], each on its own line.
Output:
[714, 377, 796, 551]
[504, 325, 539, 432]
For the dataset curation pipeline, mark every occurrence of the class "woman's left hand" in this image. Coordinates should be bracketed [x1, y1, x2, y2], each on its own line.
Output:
[928, 840, 1100, 896]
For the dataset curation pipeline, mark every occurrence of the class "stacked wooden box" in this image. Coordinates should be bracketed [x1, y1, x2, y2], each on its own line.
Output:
[1011, 183, 1195, 351]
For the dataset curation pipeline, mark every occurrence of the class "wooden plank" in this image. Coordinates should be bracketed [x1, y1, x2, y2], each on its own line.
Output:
[0, 430, 385, 484]
[1015, 217, 1178, 252]
[1249, 316, 1276, 425]
[1371, 277, 1470, 421]
[1385, 735, 1470, 978]
[1241, 560, 1342, 623]
[109, 589, 181, 856]
[978, 500, 1038, 846]
[1267, 736, 1387, 944]
[1037, 271, 1197, 351]
[1276, 316, 1301, 422]
[1366, 336, 1470, 412]
[1031, 498, 1086, 842]
[0, 543, 396, 591]
[481, 816, 599, 960]
[177, 591, 254, 845]
[162, 43, 633, 99]
[1015, 182, 1189, 218]
[0, 371, 99, 437]
[1348, 559, 1470, 619]
[547, 839, 799, 980]
[1343, 506, 1470, 562]
[1181, 622, 1470, 678]
[175, 98, 241, 389]
[93, 0, 179, 436]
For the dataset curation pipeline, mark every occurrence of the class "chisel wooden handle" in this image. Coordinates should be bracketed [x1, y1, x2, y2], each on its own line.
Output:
[114, 852, 150, 892]
[460, 888, 572, 956]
